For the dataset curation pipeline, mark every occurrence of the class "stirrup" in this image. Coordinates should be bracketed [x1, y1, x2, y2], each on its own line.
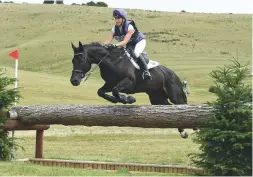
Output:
[142, 71, 152, 80]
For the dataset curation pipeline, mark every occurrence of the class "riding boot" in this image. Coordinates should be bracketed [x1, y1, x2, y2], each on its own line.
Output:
[136, 55, 152, 80]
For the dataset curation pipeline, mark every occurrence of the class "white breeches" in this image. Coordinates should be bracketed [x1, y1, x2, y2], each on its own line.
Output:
[134, 39, 146, 58]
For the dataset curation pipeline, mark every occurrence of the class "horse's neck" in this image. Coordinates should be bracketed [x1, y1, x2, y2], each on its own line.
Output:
[90, 47, 122, 64]
[97, 50, 126, 81]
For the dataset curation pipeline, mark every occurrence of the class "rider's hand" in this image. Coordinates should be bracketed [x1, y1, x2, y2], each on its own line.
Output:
[103, 44, 118, 50]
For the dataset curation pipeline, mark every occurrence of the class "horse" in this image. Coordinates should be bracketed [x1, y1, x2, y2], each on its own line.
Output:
[70, 41, 190, 138]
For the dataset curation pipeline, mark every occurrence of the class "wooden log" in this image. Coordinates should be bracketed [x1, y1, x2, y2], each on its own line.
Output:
[7, 104, 214, 128]
[2, 120, 50, 131]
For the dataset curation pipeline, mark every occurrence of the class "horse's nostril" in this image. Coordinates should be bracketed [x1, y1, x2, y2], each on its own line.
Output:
[71, 79, 79, 86]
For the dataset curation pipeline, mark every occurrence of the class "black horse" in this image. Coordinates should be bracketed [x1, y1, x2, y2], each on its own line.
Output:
[70, 41, 189, 138]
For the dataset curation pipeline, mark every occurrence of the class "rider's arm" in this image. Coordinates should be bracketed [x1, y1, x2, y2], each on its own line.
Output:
[104, 32, 114, 44]
[116, 29, 134, 47]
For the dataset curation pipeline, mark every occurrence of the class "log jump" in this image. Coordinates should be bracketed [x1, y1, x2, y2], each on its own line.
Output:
[2, 104, 215, 159]
[7, 104, 214, 128]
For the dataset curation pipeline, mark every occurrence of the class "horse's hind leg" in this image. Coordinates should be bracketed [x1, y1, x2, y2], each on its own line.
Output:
[167, 84, 186, 105]
[166, 85, 189, 138]
[149, 92, 188, 139]
[148, 92, 170, 105]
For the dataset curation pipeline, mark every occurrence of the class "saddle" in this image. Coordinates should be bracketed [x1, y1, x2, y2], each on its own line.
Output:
[124, 47, 159, 70]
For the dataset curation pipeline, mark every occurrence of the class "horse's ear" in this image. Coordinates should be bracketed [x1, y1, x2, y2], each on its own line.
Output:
[71, 42, 77, 51]
[79, 41, 83, 51]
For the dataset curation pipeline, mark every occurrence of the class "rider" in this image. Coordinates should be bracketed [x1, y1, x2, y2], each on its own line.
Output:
[104, 9, 152, 80]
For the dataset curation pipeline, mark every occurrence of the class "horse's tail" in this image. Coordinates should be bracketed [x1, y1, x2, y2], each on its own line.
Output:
[181, 80, 189, 104]
[160, 66, 188, 104]
[182, 86, 188, 104]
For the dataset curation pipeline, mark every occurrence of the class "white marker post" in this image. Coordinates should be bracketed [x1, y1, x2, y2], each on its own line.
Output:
[14, 59, 18, 105]
[8, 49, 19, 101]
[8, 49, 19, 161]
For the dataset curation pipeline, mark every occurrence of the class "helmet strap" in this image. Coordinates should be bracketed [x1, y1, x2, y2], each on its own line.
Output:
[121, 18, 125, 26]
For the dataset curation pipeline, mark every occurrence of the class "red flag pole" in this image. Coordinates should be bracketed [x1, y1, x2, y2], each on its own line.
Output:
[8, 49, 19, 161]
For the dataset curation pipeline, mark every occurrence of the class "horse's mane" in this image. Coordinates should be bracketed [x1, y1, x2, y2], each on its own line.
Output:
[86, 41, 124, 55]
[89, 41, 102, 47]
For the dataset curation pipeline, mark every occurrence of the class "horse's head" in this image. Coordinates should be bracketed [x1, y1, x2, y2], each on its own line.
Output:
[70, 41, 92, 86]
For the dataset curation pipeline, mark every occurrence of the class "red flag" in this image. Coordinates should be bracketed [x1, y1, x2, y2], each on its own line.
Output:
[9, 50, 19, 60]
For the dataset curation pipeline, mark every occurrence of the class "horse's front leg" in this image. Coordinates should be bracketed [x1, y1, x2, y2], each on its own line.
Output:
[112, 78, 136, 104]
[97, 83, 120, 103]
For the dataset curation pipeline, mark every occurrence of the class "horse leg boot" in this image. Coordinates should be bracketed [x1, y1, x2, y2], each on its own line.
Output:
[136, 55, 152, 80]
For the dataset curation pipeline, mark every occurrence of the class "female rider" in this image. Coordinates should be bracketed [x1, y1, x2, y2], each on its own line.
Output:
[104, 9, 151, 80]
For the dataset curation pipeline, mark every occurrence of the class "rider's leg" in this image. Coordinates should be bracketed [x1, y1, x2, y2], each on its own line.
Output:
[134, 40, 152, 80]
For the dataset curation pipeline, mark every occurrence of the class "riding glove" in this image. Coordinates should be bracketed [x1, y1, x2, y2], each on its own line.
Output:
[103, 44, 118, 50]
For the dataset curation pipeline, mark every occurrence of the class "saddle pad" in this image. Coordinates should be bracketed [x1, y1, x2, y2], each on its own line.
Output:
[129, 57, 160, 70]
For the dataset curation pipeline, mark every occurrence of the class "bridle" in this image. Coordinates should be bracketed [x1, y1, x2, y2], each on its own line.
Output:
[72, 51, 109, 81]
[72, 52, 91, 76]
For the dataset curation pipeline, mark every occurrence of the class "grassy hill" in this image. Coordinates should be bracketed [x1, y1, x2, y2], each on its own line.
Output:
[0, 3, 251, 105]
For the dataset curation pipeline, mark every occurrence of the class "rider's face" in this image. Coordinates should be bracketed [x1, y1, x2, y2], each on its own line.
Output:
[115, 17, 123, 26]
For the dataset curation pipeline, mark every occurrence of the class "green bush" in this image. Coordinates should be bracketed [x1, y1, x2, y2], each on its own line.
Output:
[55, 0, 63, 4]
[96, 1, 108, 7]
[86, 1, 96, 6]
[0, 68, 21, 161]
[86, 1, 108, 7]
[191, 59, 252, 176]
[43, 0, 54, 4]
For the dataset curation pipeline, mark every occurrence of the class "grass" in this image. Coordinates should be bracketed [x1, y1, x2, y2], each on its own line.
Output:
[7, 129, 198, 176]
[14, 130, 199, 165]
[0, 4, 251, 105]
[0, 3, 252, 176]
[0, 162, 185, 176]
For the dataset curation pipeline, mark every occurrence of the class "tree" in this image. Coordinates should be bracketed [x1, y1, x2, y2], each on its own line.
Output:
[191, 59, 252, 176]
[86, 1, 96, 6]
[55, 0, 63, 4]
[0, 68, 21, 161]
[43, 0, 54, 4]
[96, 1, 108, 7]
[86, 1, 108, 7]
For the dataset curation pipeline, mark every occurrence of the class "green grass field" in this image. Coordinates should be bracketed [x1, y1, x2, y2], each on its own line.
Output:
[0, 3, 251, 105]
[0, 161, 185, 176]
[0, 3, 252, 176]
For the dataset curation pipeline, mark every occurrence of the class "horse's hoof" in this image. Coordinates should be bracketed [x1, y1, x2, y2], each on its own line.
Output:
[127, 96, 136, 104]
[180, 131, 188, 139]
[119, 95, 128, 104]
